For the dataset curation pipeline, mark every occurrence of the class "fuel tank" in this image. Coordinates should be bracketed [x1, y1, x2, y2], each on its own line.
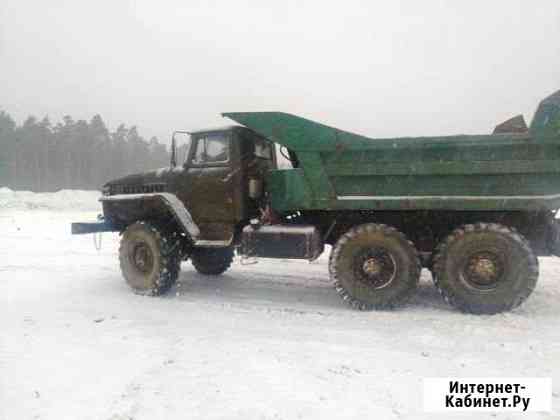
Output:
[241, 224, 323, 260]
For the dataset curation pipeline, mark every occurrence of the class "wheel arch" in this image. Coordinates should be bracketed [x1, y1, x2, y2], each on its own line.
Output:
[101, 193, 200, 239]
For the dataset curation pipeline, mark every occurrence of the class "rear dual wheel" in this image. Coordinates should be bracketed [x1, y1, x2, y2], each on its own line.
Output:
[433, 223, 538, 314]
[330, 224, 421, 310]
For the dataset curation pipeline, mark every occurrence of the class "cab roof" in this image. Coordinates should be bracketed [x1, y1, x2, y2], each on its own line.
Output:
[188, 125, 243, 135]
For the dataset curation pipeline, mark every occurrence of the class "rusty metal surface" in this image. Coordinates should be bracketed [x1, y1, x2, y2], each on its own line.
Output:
[493, 115, 529, 134]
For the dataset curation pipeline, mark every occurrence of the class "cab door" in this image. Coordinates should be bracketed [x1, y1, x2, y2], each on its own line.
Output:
[180, 132, 237, 241]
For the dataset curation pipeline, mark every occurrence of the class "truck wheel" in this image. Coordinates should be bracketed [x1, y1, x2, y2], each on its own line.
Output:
[433, 223, 538, 314]
[548, 220, 560, 257]
[191, 247, 234, 275]
[119, 221, 180, 296]
[330, 224, 421, 310]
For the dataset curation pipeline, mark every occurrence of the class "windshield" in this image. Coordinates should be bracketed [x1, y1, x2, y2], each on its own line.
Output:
[192, 133, 229, 164]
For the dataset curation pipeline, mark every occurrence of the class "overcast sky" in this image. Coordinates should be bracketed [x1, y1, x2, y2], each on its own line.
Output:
[1, 0, 559, 143]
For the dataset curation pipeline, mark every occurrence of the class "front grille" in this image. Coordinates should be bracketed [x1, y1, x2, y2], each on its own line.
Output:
[110, 183, 166, 195]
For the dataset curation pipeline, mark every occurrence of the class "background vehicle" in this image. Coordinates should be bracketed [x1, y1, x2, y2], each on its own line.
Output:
[73, 90, 560, 314]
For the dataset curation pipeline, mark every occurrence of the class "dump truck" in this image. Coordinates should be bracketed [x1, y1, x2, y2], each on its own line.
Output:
[72, 90, 560, 314]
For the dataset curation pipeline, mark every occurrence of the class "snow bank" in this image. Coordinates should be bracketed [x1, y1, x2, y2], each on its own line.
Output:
[0, 188, 101, 212]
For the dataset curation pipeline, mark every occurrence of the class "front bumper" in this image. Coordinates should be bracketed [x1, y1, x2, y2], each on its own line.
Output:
[71, 220, 117, 235]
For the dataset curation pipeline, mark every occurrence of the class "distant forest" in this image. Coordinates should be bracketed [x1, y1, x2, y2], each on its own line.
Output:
[0, 110, 170, 192]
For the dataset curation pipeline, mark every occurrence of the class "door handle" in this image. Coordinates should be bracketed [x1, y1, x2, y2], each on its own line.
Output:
[221, 167, 240, 183]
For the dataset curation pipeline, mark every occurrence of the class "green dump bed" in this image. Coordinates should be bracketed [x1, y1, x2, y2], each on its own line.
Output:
[224, 90, 560, 212]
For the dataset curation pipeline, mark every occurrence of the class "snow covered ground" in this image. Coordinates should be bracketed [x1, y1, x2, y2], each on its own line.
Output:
[1, 190, 559, 420]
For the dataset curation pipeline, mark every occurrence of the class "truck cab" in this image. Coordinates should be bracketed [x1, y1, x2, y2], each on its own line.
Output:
[71, 124, 307, 297]
[99, 125, 277, 245]
[167, 126, 276, 244]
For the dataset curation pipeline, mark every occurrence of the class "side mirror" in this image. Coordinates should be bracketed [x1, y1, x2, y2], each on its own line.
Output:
[170, 135, 177, 168]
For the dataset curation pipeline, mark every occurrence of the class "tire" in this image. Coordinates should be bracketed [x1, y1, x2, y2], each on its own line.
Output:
[330, 223, 421, 310]
[119, 221, 180, 296]
[548, 220, 560, 257]
[433, 223, 539, 314]
[191, 247, 234, 276]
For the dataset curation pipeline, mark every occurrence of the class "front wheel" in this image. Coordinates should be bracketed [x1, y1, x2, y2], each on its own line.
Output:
[433, 223, 539, 314]
[330, 223, 421, 310]
[191, 247, 234, 275]
[119, 221, 180, 296]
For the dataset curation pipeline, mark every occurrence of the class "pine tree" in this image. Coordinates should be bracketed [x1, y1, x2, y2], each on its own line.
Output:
[0, 110, 171, 192]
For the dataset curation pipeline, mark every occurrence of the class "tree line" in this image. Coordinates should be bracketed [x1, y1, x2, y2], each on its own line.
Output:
[0, 110, 171, 192]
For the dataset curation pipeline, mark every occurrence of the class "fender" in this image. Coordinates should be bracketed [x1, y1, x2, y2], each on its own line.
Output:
[100, 193, 200, 239]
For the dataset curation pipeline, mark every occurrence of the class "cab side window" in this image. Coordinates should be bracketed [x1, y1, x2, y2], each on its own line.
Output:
[192, 134, 229, 164]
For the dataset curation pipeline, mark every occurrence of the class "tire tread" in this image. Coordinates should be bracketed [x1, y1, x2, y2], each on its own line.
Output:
[432, 223, 538, 314]
[119, 221, 180, 296]
[329, 223, 421, 310]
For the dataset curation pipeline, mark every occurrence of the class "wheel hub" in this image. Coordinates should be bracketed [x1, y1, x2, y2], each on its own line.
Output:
[362, 258, 382, 276]
[464, 251, 503, 288]
[132, 243, 153, 273]
[472, 257, 496, 280]
[355, 248, 397, 289]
